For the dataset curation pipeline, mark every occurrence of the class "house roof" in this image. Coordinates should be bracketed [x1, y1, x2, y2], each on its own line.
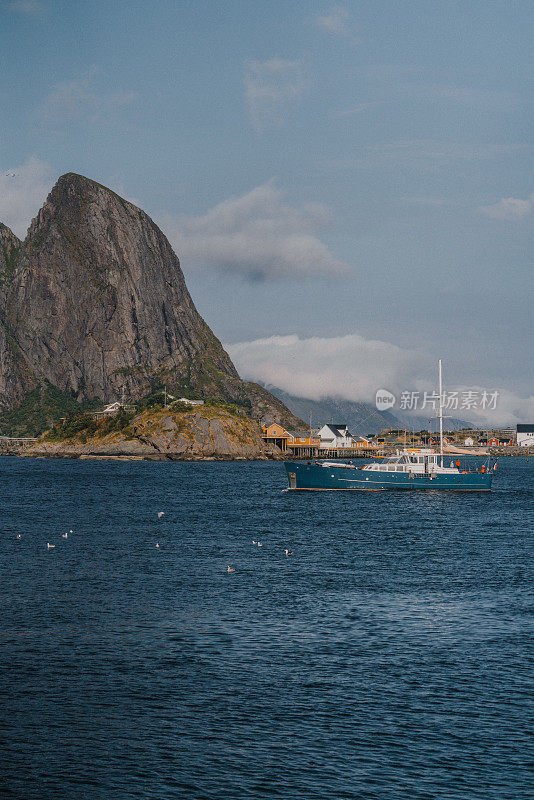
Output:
[321, 423, 353, 438]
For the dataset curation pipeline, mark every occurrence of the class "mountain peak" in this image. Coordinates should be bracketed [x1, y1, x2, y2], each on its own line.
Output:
[0, 171, 302, 433]
[0, 222, 21, 285]
[0, 221, 20, 249]
[40, 172, 140, 220]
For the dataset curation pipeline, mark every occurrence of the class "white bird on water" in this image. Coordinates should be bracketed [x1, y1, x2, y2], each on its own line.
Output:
[62, 532, 68, 539]
[257, 542, 263, 547]
[47, 543, 55, 549]
[252, 540, 257, 544]
[227, 565, 235, 572]
[284, 549, 293, 556]
[156, 543, 160, 549]
[157, 511, 165, 519]
[16, 534, 21, 539]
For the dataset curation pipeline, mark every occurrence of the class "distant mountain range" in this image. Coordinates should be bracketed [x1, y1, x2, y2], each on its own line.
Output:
[261, 385, 476, 435]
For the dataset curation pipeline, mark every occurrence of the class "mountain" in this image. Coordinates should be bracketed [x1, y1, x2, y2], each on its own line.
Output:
[263, 385, 475, 435]
[262, 385, 401, 435]
[0, 173, 302, 434]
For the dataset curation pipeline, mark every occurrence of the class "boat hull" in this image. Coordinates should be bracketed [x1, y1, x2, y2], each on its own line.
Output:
[284, 461, 493, 491]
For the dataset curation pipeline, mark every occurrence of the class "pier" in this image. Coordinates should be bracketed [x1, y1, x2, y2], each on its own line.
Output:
[261, 423, 381, 459]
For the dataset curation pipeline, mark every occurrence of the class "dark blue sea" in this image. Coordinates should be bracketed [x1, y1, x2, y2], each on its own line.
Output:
[1, 456, 532, 800]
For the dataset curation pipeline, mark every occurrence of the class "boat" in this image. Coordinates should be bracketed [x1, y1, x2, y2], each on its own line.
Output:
[283, 360, 497, 492]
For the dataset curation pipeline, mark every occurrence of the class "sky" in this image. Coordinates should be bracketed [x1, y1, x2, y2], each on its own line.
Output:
[0, 0, 533, 424]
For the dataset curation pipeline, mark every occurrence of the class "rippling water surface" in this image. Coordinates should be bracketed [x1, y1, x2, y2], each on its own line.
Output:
[1, 456, 532, 799]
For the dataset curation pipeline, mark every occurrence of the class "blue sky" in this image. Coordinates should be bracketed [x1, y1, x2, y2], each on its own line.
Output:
[1, 0, 533, 422]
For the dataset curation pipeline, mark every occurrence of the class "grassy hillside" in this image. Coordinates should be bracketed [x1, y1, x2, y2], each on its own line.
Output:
[0, 383, 101, 437]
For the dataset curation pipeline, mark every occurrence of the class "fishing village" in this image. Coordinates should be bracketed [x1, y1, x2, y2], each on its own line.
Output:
[261, 422, 534, 459]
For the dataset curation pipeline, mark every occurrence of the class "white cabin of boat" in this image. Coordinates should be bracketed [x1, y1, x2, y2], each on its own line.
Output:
[363, 448, 460, 475]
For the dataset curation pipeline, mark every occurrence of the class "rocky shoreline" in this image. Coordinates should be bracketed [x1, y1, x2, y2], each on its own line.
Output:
[0, 407, 282, 462]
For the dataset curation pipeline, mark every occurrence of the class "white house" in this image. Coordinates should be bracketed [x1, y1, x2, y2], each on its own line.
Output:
[176, 398, 204, 406]
[516, 424, 534, 447]
[317, 423, 354, 448]
[464, 437, 475, 446]
[94, 401, 134, 417]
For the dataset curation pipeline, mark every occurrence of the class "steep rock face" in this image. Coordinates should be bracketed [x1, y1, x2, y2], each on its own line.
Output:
[1, 222, 21, 315]
[0, 224, 35, 407]
[7, 174, 240, 402]
[0, 321, 36, 408]
[0, 222, 20, 280]
[0, 174, 304, 431]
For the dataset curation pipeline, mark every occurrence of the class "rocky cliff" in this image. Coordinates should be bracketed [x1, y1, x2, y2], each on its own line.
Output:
[0, 222, 36, 408]
[0, 404, 280, 461]
[0, 173, 302, 434]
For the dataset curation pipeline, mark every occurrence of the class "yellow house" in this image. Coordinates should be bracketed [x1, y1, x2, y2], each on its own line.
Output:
[261, 423, 291, 452]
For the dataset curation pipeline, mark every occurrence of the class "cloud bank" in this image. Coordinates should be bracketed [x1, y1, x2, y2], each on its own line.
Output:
[228, 333, 428, 402]
[244, 57, 308, 130]
[227, 333, 534, 426]
[161, 180, 349, 281]
[0, 157, 54, 238]
[478, 192, 534, 220]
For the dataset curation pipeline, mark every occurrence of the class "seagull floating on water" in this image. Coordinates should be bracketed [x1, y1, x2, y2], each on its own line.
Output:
[157, 511, 165, 519]
[62, 532, 68, 539]
[257, 542, 263, 547]
[156, 543, 160, 549]
[16, 534, 21, 539]
[227, 565, 235, 572]
[252, 540, 257, 544]
[47, 542, 55, 549]
[284, 549, 293, 556]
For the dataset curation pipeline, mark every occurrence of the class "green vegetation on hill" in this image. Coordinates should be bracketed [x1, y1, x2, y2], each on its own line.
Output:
[0, 380, 256, 440]
[44, 407, 135, 443]
[41, 399, 252, 446]
[0, 383, 100, 437]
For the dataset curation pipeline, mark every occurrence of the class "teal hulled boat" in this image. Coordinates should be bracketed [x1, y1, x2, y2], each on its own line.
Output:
[284, 449, 496, 492]
[283, 360, 496, 492]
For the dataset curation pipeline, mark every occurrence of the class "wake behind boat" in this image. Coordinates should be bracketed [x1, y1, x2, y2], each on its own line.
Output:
[283, 360, 497, 492]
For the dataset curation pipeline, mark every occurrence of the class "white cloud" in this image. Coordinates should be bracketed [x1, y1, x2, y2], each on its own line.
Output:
[4, 1, 43, 15]
[227, 333, 534, 426]
[314, 5, 359, 44]
[0, 157, 54, 238]
[228, 333, 427, 402]
[244, 57, 308, 131]
[482, 389, 534, 427]
[39, 69, 136, 124]
[160, 180, 349, 281]
[478, 193, 534, 220]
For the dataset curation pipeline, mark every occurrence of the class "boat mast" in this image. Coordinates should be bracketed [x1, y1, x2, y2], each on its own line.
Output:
[438, 359, 444, 467]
